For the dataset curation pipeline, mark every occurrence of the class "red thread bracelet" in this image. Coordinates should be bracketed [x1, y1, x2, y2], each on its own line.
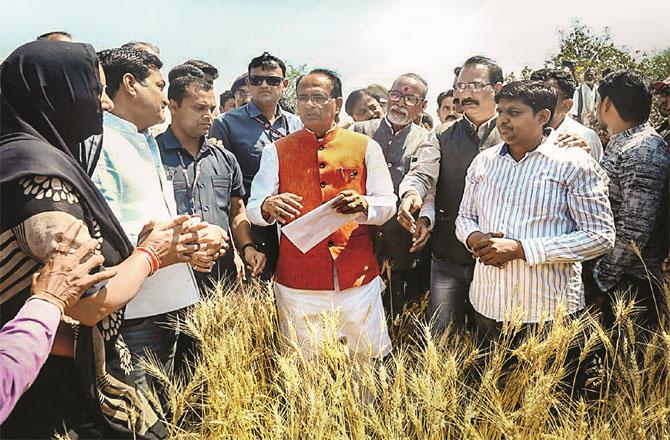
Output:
[136, 247, 159, 275]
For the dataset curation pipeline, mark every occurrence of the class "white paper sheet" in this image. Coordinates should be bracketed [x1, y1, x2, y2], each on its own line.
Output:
[281, 196, 361, 254]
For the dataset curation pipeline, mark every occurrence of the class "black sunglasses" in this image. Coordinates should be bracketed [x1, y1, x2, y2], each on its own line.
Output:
[249, 75, 284, 87]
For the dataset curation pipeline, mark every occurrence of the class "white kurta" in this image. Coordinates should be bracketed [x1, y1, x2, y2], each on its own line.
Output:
[247, 130, 397, 357]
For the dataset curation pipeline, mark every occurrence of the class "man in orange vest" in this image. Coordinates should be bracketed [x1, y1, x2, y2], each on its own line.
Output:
[247, 69, 397, 357]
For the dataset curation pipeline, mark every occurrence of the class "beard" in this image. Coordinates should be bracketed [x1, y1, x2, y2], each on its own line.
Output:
[387, 105, 413, 126]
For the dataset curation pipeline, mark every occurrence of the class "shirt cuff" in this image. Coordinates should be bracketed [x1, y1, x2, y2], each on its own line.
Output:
[22, 297, 62, 326]
[459, 226, 482, 252]
[519, 238, 547, 266]
[360, 196, 396, 225]
[592, 261, 615, 292]
[246, 203, 276, 227]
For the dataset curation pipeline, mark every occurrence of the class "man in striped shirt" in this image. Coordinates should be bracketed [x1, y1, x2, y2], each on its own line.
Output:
[455, 81, 615, 338]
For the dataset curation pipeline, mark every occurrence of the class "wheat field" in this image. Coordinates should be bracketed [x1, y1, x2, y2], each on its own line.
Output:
[141, 278, 670, 440]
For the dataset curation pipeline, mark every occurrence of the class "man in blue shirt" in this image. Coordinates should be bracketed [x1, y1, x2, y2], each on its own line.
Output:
[159, 74, 266, 287]
[209, 52, 302, 276]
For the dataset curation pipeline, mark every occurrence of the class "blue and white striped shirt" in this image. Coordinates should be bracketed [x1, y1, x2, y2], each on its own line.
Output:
[455, 133, 615, 322]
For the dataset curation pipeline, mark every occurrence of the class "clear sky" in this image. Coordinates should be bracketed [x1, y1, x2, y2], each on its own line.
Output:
[2, 0, 668, 116]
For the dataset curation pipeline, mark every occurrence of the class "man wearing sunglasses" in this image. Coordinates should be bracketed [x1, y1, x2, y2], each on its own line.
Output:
[247, 69, 397, 358]
[210, 52, 302, 278]
[396, 56, 504, 333]
[350, 73, 438, 325]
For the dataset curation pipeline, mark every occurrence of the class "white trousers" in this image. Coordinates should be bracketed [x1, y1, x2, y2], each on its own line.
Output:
[274, 276, 391, 358]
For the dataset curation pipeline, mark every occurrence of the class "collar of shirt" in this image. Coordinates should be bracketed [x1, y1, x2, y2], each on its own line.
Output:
[104, 111, 143, 136]
[104, 112, 162, 167]
[463, 113, 497, 140]
[609, 122, 649, 146]
[498, 128, 556, 159]
[161, 125, 212, 158]
[304, 124, 338, 141]
[247, 99, 286, 122]
[382, 116, 413, 136]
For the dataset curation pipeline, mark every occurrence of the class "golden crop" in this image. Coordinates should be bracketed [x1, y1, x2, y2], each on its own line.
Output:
[136, 278, 670, 440]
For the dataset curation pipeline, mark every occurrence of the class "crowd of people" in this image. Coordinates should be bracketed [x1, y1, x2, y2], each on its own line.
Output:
[0, 29, 669, 439]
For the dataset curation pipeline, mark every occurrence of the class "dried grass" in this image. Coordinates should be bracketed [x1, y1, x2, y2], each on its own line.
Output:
[131, 278, 670, 440]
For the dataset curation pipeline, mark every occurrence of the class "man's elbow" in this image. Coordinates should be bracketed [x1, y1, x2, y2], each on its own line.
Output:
[590, 228, 616, 257]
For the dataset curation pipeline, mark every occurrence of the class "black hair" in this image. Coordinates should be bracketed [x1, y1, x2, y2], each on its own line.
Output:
[495, 80, 557, 127]
[168, 63, 206, 83]
[121, 41, 161, 55]
[220, 90, 235, 107]
[421, 113, 434, 129]
[598, 70, 652, 125]
[530, 68, 576, 99]
[98, 47, 163, 99]
[36, 31, 72, 40]
[296, 69, 343, 99]
[436, 89, 454, 107]
[231, 74, 248, 93]
[184, 59, 219, 81]
[168, 75, 213, 104]
[463, 55, 504, 84]
[394, 73, 428, 98]
[247, 52, 287, 77]
[345, 89, 374, 116]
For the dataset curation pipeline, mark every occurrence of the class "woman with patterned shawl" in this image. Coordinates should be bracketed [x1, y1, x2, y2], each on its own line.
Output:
[0, 40, 201, 438]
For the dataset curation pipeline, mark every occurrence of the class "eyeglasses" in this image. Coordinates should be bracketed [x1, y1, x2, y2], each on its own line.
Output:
[455, 82, 493, 92]
[296, 94, 332, 106]
[249, 75, 284, 87]
[388, 90, 423, 106]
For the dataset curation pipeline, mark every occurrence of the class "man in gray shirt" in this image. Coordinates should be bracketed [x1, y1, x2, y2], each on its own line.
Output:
[209, 52, 302, 276]
[351, 73, 438, 321]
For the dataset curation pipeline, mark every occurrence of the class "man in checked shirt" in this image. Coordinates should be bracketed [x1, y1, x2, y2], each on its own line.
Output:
[455, 80, 615, 340]
[588, 71, 670, 328]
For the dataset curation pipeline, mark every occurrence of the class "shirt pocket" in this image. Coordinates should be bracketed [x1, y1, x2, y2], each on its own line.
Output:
[172, 179, 190, 215]
[212, 175, 232, 209]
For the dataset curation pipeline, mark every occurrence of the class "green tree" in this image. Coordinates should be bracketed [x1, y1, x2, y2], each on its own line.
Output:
[640, 48, 670, 82]
[547, 18, 638, 79]
[281, 62, 307, 113]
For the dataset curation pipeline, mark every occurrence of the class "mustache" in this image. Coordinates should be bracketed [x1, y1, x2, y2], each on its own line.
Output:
[389, 105, 409, 116]
[460, 98, 479, 106]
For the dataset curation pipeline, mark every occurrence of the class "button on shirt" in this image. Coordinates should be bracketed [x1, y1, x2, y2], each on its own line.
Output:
[209, 100, 302, 198]
[455, 133, 615, 322]
[93, 112, 199, 319]
[156, 126, 245, 228]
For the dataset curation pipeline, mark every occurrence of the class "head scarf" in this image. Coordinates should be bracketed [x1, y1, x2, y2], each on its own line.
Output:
[0, 40, 132, 261]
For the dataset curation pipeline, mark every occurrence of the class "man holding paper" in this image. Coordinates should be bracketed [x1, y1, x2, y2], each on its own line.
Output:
[247, 69, 397, 357]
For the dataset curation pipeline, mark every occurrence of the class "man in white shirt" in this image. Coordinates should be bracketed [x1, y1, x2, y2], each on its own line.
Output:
[531, 68, 603, 161]
[247, 69, 397, 358]
[571, 68, 598, 124]
[94, 48, 225, 395]
[455, 80, 615, 340]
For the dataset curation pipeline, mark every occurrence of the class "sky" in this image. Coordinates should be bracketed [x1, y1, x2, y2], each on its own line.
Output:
[2, 0, 669, 117]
